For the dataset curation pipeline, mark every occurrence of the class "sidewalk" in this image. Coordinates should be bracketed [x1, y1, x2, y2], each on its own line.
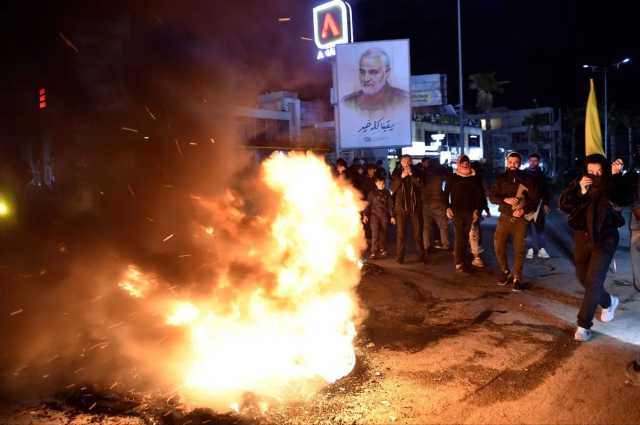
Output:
[485, 211, 640, 345]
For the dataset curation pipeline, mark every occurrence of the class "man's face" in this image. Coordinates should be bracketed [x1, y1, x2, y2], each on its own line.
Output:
[506, 156, 521, 171]
[400, 157, 411, 169]
[359, 55, 389, 95]
[367, 168, 376, 177]
[458, 161, 471, 175]
[528, 157, 540, 169]
[375, 180, 385, 190]
[587, 163, 603, 176]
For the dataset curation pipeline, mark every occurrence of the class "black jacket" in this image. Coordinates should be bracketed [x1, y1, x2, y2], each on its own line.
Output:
[489, 170, 539, 216]
[361, 176, 377, 200]
[559, 174, 627, 242]
[391, 167, 422, 214]
[420, 165, 447, 205]
[524, 167, 550, 206]
[445, 171, 487, 213]
[365, 188, 394, 221]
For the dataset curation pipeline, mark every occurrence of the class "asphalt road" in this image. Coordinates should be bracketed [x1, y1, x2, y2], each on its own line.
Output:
[1, 217, 640, 424]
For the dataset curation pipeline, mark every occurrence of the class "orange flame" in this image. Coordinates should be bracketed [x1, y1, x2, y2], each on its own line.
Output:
[119, 152, 366, 408]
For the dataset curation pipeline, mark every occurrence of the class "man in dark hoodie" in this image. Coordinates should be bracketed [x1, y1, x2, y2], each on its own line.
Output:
[420, 157, 450, 252]
[363, 176, 396, 258]
[445, 155, 488, 271]
[559, 154, 627, 341]
[391, 155, 425, 264]
[489, 152, 539, 291]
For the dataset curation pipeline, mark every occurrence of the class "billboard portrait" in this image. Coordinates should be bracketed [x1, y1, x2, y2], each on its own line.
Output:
[336, 39, 411, 149]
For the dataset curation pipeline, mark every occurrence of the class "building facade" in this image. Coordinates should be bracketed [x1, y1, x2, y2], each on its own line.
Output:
[470, 107, 562, 174]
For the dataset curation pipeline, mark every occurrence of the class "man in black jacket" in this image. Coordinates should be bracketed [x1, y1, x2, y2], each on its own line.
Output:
[489, 152, 539, 291]
[420, 157, 450, 252]
[559, 154, 627, 342]
[524, 153, 551, 259]
[444, 155, 487, 271]
[391, 155, 425, 264]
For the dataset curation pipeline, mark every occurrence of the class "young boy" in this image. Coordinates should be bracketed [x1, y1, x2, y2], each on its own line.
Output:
[364, 176, 396, 258]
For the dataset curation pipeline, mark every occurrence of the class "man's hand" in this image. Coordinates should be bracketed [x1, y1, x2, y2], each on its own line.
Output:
[390, 217, 396, 225]
[543, 205, 551, 215]
[579, 176, 593, 194]
[612, 158, 624, 175]
[513, 208, 525, 218]
[362, 216, 369, 224]
[472, 210, 480, 223]
[504, 197, 519, 206]
[446, 208, 454, 219]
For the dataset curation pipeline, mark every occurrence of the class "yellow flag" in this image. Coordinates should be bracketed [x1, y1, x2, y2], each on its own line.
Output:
[585, 78, 604, 156]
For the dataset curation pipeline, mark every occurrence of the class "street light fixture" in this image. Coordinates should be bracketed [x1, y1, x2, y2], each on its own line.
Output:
[582, 57, 632, 157]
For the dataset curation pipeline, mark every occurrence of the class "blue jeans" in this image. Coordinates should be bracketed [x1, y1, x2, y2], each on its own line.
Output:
[574, 230, 618, 329]
[631, 230, 640, 287]
[527, 212, 546, 251]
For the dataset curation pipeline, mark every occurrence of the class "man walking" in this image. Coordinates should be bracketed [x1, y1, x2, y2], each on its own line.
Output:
[391, 155, 425, 264]
[489, 152, 539, 291]
[559, 155, 627, 341]
[420, 157, 450, 254]
[444, 155, 487, 271]
[630, 170, 640, 290]
[524, 153, 551, 259]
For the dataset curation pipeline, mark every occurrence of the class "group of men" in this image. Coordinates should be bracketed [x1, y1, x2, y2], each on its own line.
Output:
[342, 151, 640, 346]
[385, 151, 550, 292]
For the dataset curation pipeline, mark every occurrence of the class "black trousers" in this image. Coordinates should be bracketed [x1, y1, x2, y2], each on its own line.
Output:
[575, 230, 618, 329]
[370, 215, 388, 254]
[453, 211, 474, 266]
[395, 209, 424, 260]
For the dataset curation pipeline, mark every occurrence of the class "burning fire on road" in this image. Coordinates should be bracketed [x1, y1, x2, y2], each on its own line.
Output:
[115, 152, 366, 411]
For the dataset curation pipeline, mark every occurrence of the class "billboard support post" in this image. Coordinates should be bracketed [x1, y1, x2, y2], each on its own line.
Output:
[331, 59, 342, 158]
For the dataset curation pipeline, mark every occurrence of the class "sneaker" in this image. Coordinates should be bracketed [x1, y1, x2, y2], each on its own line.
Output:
[455, 263, 464, 272]
[512, 279, 525, 292]
[574, 326, 592, 342]
[497, 271, 512, 286]
[368, 253, 377, 260]
[379, 250, 388, 257]
[626, 360, 640, 385]
[600, 295, 620, 322]
[537, 248, 550, 259]
[526, 248, 534, 259]
[471, 256, 485, 268]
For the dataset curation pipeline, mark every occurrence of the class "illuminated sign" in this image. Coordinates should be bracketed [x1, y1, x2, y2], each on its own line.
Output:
[313, 0, 353, 60]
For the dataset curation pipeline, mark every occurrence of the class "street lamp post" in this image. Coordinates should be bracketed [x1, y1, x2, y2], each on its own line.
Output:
[582, 57, 631, 157]
[457, 0, 465, 155]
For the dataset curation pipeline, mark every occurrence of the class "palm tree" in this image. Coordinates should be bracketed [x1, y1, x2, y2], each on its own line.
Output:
[522, 112, 550, 157]
[468, 73, 509, 113]
[564, 107, 584, 165]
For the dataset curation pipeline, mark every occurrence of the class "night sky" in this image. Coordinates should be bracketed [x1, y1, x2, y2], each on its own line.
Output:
[2, 0, 639, 116]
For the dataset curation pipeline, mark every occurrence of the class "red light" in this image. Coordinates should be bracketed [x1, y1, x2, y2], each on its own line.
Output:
[39, 95, 46, 102]
[321, 12, 340, 40]
[39, 101, 47, 109]
[39, 88, 46, 95]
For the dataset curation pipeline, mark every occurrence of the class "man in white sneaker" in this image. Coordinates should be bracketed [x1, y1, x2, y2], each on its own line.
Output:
[559, 155, 628, 341]
[524, 153, 551, 260]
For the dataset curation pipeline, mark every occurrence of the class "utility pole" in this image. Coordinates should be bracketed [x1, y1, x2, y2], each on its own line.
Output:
[457, 0, 465, 155]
